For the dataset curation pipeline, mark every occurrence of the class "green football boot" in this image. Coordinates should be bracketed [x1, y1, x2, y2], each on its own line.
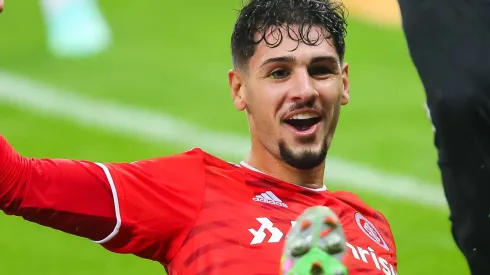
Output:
[281, 206, 348, 275]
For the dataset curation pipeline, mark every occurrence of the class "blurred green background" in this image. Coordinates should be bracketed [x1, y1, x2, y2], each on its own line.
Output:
[0, 0, 468, 274]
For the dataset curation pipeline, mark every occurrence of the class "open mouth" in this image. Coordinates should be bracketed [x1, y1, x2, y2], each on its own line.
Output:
[283, 116, 322, 132]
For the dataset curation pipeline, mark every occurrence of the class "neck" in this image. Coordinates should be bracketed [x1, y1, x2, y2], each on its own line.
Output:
[246, 143, 326, 189]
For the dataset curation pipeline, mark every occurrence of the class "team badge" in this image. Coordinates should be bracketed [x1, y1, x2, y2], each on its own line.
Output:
[354, 212, 390, 251]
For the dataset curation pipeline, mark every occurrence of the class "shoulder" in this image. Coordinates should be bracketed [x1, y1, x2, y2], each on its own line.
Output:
[101, 148, 210, 184]
[331, 191, 375, 211]
[332, 190, 392, 227]
[127, 148, 207, 170]
[112, 147, 238, 179]
[333, 191, 397, 251]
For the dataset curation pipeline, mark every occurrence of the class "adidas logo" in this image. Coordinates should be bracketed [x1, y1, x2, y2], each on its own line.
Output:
[253, 191, 288, 208]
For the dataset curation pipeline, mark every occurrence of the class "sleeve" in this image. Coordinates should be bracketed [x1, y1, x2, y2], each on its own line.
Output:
[100, 149, 206, 263]
[0, 135, 206, 264]
[0, 135, 117, 242]
[376, 210, 397, 264]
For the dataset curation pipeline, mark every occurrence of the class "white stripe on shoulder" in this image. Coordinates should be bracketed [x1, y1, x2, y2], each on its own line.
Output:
[92, 163, 122, 244]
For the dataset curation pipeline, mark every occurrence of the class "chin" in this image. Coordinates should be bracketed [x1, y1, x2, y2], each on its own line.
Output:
[278, 139, 328, 170]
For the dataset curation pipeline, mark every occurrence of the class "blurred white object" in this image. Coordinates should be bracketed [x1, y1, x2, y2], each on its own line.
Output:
[41, 0, 112, 58]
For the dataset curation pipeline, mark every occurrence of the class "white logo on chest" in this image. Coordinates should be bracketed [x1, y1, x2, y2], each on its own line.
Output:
[253, 191, 288, 208]
[354, 212, 390, 251]
[248, 218, 284, 245]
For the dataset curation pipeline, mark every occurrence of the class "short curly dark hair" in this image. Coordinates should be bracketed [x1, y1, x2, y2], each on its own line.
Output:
[231, 0, 348, 70]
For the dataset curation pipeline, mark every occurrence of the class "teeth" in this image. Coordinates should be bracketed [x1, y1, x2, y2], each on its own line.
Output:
[289, 112, 318, 120]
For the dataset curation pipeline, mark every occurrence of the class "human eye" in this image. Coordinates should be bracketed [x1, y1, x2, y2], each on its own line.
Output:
[308, 66, 334, 78]
[267, 68, 291, 80]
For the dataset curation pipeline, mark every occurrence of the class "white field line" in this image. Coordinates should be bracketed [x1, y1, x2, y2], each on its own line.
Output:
[0, 70, 447, 210]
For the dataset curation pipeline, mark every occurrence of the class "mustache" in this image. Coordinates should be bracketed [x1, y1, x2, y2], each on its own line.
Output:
[284, 100, 319, 113]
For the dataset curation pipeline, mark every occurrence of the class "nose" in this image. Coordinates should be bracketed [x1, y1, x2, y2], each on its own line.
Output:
[288, 69, 318, 103]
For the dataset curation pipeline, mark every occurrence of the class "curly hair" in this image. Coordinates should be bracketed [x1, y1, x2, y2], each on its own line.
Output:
[231, 0, 348, 69]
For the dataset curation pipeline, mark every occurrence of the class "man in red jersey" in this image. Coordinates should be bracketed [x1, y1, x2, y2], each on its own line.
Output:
[0, 0, 397, 274]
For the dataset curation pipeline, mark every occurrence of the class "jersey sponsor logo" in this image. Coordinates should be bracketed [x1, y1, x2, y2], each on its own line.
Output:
[249, 218, 397, 275]
[346, 243, 397, 275]
[253, 191, 288, 208]
[248, 217, 284, 245]
[354, 212, 390, 251]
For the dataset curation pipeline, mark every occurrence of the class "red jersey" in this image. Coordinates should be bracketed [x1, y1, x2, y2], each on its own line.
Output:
[0, 136, 397, 275]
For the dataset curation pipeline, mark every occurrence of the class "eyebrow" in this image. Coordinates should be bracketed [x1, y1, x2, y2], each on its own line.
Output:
[311, 56, 340, 66]
[259, 55, 340, 68]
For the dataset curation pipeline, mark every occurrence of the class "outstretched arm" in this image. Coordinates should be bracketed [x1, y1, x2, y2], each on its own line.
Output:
[0, 135, 118, 242]
[0, 135, 205, 263]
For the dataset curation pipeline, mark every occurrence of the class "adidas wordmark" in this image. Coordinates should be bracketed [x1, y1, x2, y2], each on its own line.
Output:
[253, 191, 288, 208]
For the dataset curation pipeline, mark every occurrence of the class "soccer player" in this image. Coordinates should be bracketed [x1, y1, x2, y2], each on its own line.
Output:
[0, 0, 398, 274]
[397, 0, 490, 273]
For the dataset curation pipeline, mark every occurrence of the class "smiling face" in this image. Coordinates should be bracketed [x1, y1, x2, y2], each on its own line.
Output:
[229, 25, 350, 170]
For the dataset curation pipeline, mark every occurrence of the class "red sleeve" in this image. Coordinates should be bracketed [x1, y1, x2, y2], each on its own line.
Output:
[377, 210, 398, 264]
[100, 149, 206, 263]
[0, 135, 206, 264]
[0, 135, 116, 241]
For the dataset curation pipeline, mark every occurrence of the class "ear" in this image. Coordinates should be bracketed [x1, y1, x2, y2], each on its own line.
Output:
[340, 62, 350, 105]
[228, 69, 247, 111]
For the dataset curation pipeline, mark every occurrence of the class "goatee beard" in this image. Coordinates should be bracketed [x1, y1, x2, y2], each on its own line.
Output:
[278, 139, 328, 170]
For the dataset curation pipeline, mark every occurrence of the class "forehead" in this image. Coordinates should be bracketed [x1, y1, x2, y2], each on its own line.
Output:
[250, 25, 339, 67]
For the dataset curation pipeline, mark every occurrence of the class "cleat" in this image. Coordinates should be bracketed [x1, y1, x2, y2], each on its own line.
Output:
[312, 261, 322, 268]
[281, 206, 348, 275]
[324, 216, 338, 227]
[311, 261, 323, 275]
[320, 229, 333, 238]
[290, 238, 312, 257]
[301, 220, 312, 230]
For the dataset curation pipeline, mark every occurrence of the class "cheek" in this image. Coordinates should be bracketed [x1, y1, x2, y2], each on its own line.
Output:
[249, 106, 280, 146]
[317, 82, 344, 127]
[318, 81, 344, 107]
[247, 91, 277, 128]
[248, 85, 282, 118]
